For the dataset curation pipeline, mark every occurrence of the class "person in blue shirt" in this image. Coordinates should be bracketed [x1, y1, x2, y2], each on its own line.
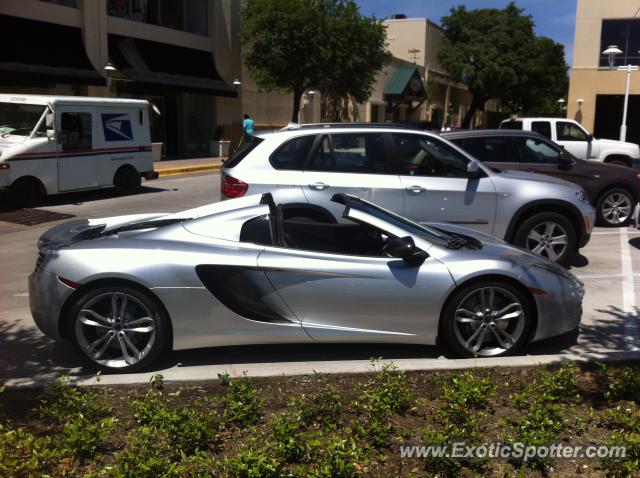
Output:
[242, 113, 255, 137]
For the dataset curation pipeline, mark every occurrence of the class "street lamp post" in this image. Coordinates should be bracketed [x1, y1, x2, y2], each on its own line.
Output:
[602, 45, 639, 142]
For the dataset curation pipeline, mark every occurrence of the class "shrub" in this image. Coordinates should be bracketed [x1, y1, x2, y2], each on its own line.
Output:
[310, 436, 361, 478]
[60, 414, 114, 459]
[38, 375, 109, 423]
[271, 412, 305, 462]
[601, 431, 640, 477]
[605, 366, 640, 402]
[218, 374, 263, 427]
[292, 388, 343, 427]
[442, 370, 495, 409]
[222, 445, 281, 478]
[355, 362, 414, 419]
[0, 423, 61, 477]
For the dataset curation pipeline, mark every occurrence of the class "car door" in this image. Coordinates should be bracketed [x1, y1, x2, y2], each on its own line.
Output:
[510, 136, 584, 182]
[257, 229, 453, 344]
[392, 133, 497, 234]
[555, 121, 592, 159]
[56, 106, 98, 191]
[301, 132, 403, 220]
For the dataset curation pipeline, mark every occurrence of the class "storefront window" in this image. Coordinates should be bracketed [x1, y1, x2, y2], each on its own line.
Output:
[40, 0, 78, 7]
[107, 0, 208, 35]
[600, 19, 640, 67]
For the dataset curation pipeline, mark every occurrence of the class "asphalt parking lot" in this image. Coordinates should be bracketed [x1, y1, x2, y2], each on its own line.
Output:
[1, 171, 640, 386]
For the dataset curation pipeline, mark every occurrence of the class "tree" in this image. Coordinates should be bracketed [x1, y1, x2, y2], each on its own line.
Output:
[438, 2, 568, 127]
[241, 0, 390, 123]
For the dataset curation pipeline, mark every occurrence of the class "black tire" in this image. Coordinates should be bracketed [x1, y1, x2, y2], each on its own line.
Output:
[68, 285, 169, 372]
[9, 177, 42, 207]
[513, 212, 577, 265]
[596, 188, 634, 227]
[113, 167, 141, 195]
[440, 280, 534, 358]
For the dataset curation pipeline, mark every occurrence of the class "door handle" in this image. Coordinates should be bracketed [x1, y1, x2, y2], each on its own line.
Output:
[308, 182, 329, 191]
[405, 185, 425, 194]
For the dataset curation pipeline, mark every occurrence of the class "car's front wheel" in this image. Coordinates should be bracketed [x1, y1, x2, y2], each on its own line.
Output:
[513, 212, 577, 265]
[68, 285, 169, 372]
[440, 280, 534, 358]
[596, 188, 634, 226]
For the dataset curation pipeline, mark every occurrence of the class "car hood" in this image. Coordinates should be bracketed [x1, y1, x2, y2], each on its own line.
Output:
[596, 138, 639, 149]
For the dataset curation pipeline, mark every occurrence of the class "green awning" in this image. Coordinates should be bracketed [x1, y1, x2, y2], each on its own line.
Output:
[384, 67, 418, 95]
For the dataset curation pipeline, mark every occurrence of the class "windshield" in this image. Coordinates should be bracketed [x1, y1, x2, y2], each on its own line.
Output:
[343, 195, 459, 247]
[0, 103, 47, 138]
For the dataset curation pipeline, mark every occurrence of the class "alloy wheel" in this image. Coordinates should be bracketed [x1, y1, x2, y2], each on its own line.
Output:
[75, 292, 157, 368]
[525, 221, 568, 262]
[601, 192, 632, 225]
[453, 286, 525, 357]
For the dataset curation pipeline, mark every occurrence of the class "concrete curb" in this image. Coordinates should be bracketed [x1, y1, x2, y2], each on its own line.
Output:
[3, 350, 640, 389]
[155, 163, 221, 177]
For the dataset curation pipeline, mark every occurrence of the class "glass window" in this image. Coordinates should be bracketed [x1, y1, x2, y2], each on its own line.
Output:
[392, 133, 469, 177]
[270, 135, 316, 170]
[60, 112, 92, 150]
[531, 121, 552, 139]
[225, 135, 264, 168]
[40, 0, 78, 7]
[0, 103, 48, 138]
[307, 133, 387, 173]
[457, 137, 516, 163]
[600, 19, 640, 67]
[514, 137, 562, 164]
[107, 0, 207, 35]
[556, 121, 588, 141]
[500, 120, 523, 130]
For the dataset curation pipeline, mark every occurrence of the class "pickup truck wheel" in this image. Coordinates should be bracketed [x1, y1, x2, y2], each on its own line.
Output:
[596, 188, 633, 226]
[113, 167, 141, 195]
[514, 212, 577, 265]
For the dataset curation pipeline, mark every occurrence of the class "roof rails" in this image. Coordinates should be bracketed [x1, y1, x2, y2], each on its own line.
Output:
[278, 122, 423, 132]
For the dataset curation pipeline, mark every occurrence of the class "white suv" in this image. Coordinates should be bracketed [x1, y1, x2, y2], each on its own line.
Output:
[221, 124, 595, 264]
[500, 117, 640, 168]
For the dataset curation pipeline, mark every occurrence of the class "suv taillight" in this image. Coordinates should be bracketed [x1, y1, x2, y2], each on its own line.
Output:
[222, 173, 248, 198]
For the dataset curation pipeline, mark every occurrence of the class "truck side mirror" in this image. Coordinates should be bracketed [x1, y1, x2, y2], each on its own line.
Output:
[45, 113, 54, 128]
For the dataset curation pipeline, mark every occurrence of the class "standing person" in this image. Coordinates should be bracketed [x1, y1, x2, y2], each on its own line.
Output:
[243, 113, 255, 137]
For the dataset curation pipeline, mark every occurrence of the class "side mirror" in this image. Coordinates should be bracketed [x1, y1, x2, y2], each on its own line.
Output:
[466, 160, 481, 178]
[45, 112, 54, 128]
[383, 236, 428, 265]
[587, 134, 594, 142]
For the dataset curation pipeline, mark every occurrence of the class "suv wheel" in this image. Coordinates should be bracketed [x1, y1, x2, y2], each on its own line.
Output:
[440, 280, 533, 357]
[596, 188, 633, 227]
[10, 177, 42, 207]
[514, 212, 576, 265]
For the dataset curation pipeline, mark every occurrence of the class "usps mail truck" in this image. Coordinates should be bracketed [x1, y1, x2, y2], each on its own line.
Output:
[0, 94, 158, 205]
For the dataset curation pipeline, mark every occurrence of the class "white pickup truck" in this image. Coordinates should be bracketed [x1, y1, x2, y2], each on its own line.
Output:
[500, 117, 640, 169]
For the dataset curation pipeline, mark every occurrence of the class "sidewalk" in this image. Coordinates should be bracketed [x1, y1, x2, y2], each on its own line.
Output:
[153, 156, 226, 177]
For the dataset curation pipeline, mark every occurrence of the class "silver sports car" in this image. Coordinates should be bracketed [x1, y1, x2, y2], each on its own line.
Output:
[29, 194, 584, 371]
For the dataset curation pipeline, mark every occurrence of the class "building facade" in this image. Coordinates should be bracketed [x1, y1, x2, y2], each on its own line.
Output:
[568, 0, 640, 145]
[0, 0, 308, 158]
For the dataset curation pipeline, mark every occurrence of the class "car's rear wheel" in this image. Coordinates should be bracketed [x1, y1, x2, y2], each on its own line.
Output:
[441, 280, 533, 358]
[513, 212, 576, 265]
[113, 167, 141, 195]
[596, 188, 633, 227]
[68, 286, 168, 372]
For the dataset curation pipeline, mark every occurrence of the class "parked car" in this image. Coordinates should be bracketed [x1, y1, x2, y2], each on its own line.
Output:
[221, 124, 595, 264]
[442, 129, 640, 227]
[0, 94, 158, 206]
[499, 117, 640, 168]
[30, 193, 584, 371]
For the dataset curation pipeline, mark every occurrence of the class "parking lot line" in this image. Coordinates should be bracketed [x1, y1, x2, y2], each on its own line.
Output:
[620, 227, 640, 351]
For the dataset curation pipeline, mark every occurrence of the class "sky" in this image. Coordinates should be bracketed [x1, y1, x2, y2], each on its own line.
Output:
[356, 0, 577, 64]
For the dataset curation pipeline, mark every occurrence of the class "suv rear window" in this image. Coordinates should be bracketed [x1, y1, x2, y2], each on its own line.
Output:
[500, 120, 523, 130]
[224, 135, 264, 168]
[270, 135, 316, 170]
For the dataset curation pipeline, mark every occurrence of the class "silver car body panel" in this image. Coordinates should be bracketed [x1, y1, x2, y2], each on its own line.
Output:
[29, 194, 583, 353]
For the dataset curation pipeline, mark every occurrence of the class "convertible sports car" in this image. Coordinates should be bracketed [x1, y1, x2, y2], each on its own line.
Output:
[29, 194, 584, 371]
